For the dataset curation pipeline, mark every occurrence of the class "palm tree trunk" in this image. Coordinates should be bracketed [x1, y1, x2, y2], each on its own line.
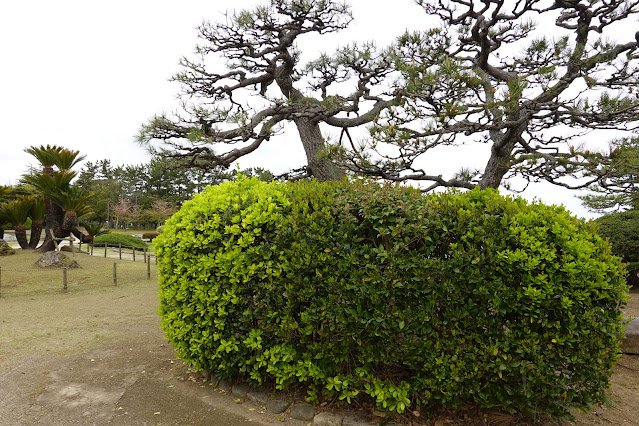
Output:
[14, 225, 30, 250]
[29, 221, 43, 249]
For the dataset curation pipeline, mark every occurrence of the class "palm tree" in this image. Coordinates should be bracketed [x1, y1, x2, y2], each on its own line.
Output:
[22, 145, 93, 252]
[51, 187, 93, 230]
[3, 198, 33, 249]
[28, 196, 46, 249]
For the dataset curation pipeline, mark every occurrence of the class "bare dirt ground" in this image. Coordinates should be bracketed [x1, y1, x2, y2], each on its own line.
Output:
[0, 250, 637, 425]
[0, 252, 305, 426]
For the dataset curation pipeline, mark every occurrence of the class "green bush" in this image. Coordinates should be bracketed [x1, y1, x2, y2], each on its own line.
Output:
[142, 231, 160, 241]
[156, 178, 628, 419]
[156, 225, 165, 234]
[595, 209, 639, 290]
[93, 233, 148, 250]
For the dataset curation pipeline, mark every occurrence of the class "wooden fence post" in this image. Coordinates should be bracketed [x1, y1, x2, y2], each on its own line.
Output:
[113, 263, 117, 286]
[147, 255, 151, 280]
[0, 266, 2, 298]
[70, 239, 75, 257]
[132, 248, 136, 262]
[63, 267, 68, 291]
[144, 248, 147, 264]
[91, 244, 94, 256]
[119, 243, 122, 260]
[104, 243, 107, 258]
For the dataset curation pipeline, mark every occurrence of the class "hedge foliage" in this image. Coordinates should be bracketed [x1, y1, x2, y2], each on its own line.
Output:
[156, 178, 628, 419]
[93, 233, 148, 250]
[595, 209, 639, 290]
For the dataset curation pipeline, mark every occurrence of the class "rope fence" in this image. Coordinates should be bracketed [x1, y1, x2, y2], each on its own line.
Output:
[81, 243, 157, 265]
[0, 250, 157, 298]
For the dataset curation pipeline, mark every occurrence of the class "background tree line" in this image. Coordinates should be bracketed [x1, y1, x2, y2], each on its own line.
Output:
[73, 156, 272, 228]
[2, 154, 272, 232]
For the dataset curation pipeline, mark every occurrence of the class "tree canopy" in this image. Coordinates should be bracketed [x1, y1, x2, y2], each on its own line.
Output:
[335, 0, 639, 191]
[139, 0, 638, 192]
[580, 137, 639, 211]
[138, 0, 400, 181]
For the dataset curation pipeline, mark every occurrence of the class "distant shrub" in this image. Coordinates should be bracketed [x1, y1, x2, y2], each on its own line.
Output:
[595, 209, 639, 290]
[142, 231, 160, 241]
[93, 233, 147, 250]
[156, 178, 628, 419]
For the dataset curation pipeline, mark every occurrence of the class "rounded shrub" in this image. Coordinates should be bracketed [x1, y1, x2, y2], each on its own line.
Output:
[156, 178, 628, 419]
[142, 231, 160, 241]
[93, 233, 148, 250]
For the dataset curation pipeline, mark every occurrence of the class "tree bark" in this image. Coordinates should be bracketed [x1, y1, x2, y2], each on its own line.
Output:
[479, 140, 517, 189]
[294, 118, 345, 182]
[29, 221, 43, 249]
[14, 225, 30, 250]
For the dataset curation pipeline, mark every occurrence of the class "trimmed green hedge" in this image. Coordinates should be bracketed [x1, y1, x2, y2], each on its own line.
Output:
[142, 231, 160, 241]
[93, 233, 148, 250]
[595, 209, 639, 290]
[156, 178, 628, 419]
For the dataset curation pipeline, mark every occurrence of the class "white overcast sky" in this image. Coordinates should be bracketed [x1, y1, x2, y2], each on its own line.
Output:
[1, 0, 634, 218]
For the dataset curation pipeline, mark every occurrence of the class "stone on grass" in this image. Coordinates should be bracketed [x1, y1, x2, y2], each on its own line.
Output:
[35, 251, 79, 268]
[622, 317, 639, 355]
[314, 411, 343, 425]
[0, 240, 15, 256]
[265, 399, 290, 414]
[289, 403, 315, 421]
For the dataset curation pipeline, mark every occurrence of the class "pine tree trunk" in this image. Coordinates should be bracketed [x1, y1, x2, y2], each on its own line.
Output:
[294, 118, 345, 182]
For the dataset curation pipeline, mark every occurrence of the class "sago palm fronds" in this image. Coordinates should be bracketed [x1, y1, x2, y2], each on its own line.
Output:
[81, 221, 110, 238]
[25, 145, 86, 171]
[25, 145, 64, 168]
[51, 149, 86, 171]
[28, 196, 46, 222]
[22, 170, 76, 199]
[2, 198, 32, 226]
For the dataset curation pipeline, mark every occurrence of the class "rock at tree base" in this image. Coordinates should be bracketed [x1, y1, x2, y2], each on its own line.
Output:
[0, 240, 15, 256]
[622, 318, 639, 355]
[35, 251, 80, 268]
